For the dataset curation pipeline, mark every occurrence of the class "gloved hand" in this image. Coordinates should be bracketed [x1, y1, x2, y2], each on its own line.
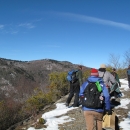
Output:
[80, 95, 84, 99]
[117, 92, 122, 97]
[105, 109, 112, 115]
[79, 96, 84, 105]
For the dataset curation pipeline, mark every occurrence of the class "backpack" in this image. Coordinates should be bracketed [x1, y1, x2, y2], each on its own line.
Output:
[81, 80, 104, 109]
[67, 69, 78, 83]
[127, 70, 130, 75]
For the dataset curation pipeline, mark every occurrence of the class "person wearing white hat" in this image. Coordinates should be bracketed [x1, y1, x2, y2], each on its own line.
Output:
[98, 64, 116, 93]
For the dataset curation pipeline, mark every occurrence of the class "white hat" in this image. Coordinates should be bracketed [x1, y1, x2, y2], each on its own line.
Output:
[100, 64, 106, 68]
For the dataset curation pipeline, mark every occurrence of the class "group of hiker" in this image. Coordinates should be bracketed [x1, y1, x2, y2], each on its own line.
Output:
[65, 64, 130, 130]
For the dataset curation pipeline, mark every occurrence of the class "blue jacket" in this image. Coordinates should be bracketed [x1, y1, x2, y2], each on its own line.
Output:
[79, 76, 110, 113]
[127, 68, 130, 75]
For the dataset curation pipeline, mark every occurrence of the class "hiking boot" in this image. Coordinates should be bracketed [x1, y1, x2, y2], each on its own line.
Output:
[65, 103, 69, 107]
[72, 104, 79, 107]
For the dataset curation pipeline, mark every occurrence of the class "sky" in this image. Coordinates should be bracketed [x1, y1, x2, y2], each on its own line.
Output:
[28, 78, 130, 130]
[0, 0, 130, 68]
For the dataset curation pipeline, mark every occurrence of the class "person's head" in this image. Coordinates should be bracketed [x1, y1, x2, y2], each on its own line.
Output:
[99, 64, 106, 72]
[90, 68, 99, 77]
[78, 65, 83, 70]
[112, 68, 116, 71]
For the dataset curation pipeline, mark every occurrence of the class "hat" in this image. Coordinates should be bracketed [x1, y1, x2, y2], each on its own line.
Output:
[100, 64, 106, 68]
[91, 68, 99, 76]
[112, 68, 116, 71]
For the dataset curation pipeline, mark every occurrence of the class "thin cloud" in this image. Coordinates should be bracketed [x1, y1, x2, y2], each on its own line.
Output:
[18, 23, 35, 29]
[54, 12, 130, 31]
[32, 18, 43, 22]
[0, 24, 4, 29]
[11, 31, 18, 34]
[46, 45, 60, 48]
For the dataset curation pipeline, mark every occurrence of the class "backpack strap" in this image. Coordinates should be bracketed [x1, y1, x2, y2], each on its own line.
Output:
[87, 80, 102, 92]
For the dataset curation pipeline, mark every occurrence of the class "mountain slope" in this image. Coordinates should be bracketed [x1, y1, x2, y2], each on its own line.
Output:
[0, 58, 89, 101]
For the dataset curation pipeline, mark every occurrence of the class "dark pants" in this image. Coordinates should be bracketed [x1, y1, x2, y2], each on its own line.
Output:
[128, 76, 130, 88]
[66, 80, 80, 106]
[110, 91, 118, 98]
[110, 83, 119, 98]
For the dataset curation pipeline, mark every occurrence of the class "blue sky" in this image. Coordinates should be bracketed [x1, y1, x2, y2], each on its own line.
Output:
[0, 0, 130, 68]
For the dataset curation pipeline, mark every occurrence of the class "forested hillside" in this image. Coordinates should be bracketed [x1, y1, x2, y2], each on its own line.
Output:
[0, 58, 90, 130]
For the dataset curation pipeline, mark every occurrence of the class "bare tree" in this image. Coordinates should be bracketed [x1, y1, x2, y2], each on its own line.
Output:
[108, 53, 121, 69]
[124, 48, 130, 67]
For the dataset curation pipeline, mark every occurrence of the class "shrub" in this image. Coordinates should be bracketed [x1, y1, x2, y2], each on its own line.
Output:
[38, 117, 45, 124]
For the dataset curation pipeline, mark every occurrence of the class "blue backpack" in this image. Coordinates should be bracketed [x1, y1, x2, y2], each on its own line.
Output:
[67, 70, 78, 83]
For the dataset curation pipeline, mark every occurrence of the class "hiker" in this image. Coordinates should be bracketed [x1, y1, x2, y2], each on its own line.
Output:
[79, 68, 111, 130]
[127, 65, 130, 88]
[65, 65, 83, 107]
[110, 68, 122, 98]
[111, 68, 121, 87]
[98, 64, 116, 93]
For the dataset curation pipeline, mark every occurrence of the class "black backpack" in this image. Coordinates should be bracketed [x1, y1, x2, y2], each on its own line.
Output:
[81, 80, 104, 109]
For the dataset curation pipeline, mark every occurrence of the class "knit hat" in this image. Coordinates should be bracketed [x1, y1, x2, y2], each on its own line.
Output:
[91, 68, 99, 76]
[100, 64, 106, 68]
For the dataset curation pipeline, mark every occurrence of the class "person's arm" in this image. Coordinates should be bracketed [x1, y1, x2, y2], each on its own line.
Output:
[79, 81, 88, 96]
[77, 70, 83, 86]
[116, 73, 121, 86]
[102, 84, 110, 110]
[109, 72, 116, 84]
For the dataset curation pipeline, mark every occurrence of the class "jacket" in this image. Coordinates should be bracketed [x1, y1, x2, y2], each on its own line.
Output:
[127, 68, 130, 79]
[79, 76, 110, 113]
[76, 69, 83, 86]
[111, 72, 120, 83]
[98, 68, 116, 88]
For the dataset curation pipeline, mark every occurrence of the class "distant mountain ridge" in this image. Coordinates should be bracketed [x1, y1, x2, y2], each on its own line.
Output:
[0, 58, 89, 101]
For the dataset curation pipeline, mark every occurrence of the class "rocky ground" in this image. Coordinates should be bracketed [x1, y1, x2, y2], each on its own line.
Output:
[13, 82, 130, 130]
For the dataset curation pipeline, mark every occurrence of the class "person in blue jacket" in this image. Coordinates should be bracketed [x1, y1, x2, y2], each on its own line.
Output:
[79, 68, 111, 130]
[127, 65, 130, 88]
